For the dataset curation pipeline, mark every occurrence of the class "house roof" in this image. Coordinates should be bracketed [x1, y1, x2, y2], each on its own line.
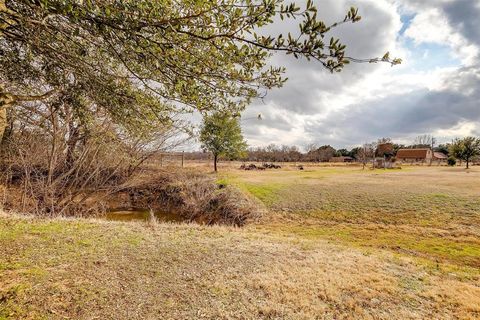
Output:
[396, 148, 430, 159]
[433, 152, 448, 159]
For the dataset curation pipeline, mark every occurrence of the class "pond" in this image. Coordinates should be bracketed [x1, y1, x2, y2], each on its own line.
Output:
[105, 208, 184, 223]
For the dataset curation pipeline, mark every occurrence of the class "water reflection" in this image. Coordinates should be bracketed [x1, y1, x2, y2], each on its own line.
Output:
[106, 208, 183, 223]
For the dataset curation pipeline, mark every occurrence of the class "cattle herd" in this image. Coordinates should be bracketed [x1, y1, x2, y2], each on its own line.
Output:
[239, 163, 282, 170]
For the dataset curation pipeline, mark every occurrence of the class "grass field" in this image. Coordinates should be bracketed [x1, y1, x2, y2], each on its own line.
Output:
[1, 164, 480, 319]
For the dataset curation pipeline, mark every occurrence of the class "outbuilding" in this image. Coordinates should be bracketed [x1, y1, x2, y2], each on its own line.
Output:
[433, 152, 448, 162]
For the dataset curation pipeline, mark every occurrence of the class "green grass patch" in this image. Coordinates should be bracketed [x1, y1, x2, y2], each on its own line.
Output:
[262, 223, 480, 270]
[235, 182, 285, 205]
[217, 173, 286, 205]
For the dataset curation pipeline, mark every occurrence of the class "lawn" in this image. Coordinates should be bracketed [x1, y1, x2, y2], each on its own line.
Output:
[1, 164, 480, 319]
[227, 165, 480, 271]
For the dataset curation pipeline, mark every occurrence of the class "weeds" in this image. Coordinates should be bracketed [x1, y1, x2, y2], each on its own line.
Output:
[121, 170, 262, 226]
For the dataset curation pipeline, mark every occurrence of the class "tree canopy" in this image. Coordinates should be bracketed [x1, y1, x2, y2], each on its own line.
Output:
[449, 137, 480, 169]
[1, 0, 401, 140]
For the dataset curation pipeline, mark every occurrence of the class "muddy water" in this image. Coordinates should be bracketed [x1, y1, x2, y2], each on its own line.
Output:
[105, 208, 184, 223]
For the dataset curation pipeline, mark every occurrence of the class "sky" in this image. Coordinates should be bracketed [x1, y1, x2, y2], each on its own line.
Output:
[240, 0, 480, 150]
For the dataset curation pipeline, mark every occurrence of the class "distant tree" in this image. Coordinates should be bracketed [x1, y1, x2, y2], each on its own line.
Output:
[414, 134, 436, 150]
[304, 143, 319, 161]
[447, 156, 456, 166]
[449, 140, 464, 166]
[305, 143, 318, 154]
[377, 137, 392, 144]
[356, 146, 368, 169]
[368, 142, 378, 168]
[336, 149, 350, 157]
[350, 147, 361, 159]
[357, 142, 376, 169]
[200, 113, 247, 172]
[317, 145, 336, 162]
[376, 142, 394, 158]
[449, 137, 480, 169]
[435, 144, 450, 155]
[286, 145, 302, 162]
[392, 144, 405, 155]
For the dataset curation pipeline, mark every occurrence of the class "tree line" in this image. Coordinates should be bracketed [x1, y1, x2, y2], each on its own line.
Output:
[196, 134, 480, 170]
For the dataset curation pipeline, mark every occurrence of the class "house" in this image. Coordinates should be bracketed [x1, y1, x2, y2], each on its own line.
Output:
[329, 156, 354, 163]
[396, 148, 433, 163]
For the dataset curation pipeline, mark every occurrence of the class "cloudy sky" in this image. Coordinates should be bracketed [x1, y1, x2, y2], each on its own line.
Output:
[241, 0, 480, 150]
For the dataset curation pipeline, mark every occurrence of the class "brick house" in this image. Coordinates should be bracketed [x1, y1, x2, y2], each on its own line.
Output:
[396, 148, 433, 163]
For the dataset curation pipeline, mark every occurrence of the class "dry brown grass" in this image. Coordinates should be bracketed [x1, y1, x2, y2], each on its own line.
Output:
[1, 214, 479, 319]
[219, 166, 480, 271]
[1, 164, 480, 319]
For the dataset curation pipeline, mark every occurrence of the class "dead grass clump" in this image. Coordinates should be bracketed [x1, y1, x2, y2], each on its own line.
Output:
[123, 170, 262, 226]
[194, 186, 262, 226]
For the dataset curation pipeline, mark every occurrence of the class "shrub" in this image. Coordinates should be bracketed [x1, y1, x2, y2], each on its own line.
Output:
[121, 170, 262, 226]
[447, 157, 457, 166]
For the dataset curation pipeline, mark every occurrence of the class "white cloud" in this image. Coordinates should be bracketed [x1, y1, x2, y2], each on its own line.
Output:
[403, 7, 478, 65]
[238, 0, 480, 149]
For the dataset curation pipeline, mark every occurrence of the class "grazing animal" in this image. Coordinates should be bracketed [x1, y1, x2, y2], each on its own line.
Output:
[262, 163, 282, 169]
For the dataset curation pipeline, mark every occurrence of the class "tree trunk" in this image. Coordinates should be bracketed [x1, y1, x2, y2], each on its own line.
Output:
[466, 158, 469, 169]
[65, 126, 80, 167]
[0, 107, 6, 145]
[214, 154, 218, 172]
[0, 86, 14, 145]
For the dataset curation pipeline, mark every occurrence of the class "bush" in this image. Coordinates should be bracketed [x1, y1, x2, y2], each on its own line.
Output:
[448, 157, 457, 166]
[121, 170, 262, 226]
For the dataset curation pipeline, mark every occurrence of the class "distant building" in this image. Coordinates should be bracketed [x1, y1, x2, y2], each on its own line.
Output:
[433, 152, 448, 162]
[396, 148, 433, 163]
[329, 156, 354, 163]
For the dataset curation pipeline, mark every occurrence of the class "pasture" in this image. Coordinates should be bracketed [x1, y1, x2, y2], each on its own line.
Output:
[1, 164, 479, 319]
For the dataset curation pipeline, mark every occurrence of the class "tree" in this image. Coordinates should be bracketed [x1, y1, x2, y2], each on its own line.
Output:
[449, 139, 464, 166]
[317, 145, 336, 162]
[356, 142, 376, 169]
[449, 137, 480, 169]
[392, 143, 405, 155]
[376, 141, 394, 158]
[350, 147, 361, 159]
[377, 137, 392, 144]
[200, 113, 247, 172]
[1, 1, 401, 142]
[435, 144, 450, 156]
[414, 134, 436, 150]
[336, 149, 350, 157]
[447, 156, 456, 166]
